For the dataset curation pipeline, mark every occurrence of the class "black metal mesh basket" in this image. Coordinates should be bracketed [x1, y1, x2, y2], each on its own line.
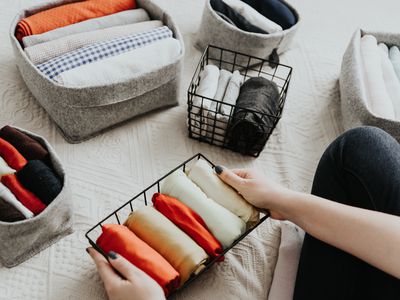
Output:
[85, 153, 269, 297]
[187, 45, 293, 157]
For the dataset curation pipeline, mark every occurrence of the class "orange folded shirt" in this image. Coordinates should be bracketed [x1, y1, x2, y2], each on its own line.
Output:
[96, 224, 180, 296]
[0, 138, 27, 171]
[152, 193, 224, 260]
[1, 174, 46, 215]
[15, 0, 136, 42]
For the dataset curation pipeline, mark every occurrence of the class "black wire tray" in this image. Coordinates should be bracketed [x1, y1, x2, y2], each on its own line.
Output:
[85, 153, 269, 297]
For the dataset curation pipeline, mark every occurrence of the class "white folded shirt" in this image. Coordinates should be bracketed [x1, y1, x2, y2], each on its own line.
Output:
[219, 70, 244, 115]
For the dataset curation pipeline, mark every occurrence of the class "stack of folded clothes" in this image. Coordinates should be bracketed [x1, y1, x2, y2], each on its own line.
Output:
[16, 0, 182, 88]
[0, 126, 62, 222]
[210, 0, 297, 34]
[189, 64, 280, 154]
[96, 159, 260, 296]
[358, 35, 400, 120]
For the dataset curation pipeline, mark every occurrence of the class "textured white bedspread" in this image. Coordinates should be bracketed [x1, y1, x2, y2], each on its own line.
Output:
[1, 0, 398, 299]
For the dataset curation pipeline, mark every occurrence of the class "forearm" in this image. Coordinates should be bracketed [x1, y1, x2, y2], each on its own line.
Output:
[272, 191, 400, 278]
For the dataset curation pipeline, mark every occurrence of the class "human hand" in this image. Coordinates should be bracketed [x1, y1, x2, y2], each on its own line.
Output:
[215, 166, 294, 220]
[87, 247, 165, 300]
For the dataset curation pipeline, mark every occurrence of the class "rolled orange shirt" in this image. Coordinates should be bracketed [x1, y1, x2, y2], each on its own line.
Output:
[96, 224, 180, 296]
[0, 137, 27, 171]
[1, 174, 46, 215]
[152, 193, 224, 260]
[15, 0, 136, 42]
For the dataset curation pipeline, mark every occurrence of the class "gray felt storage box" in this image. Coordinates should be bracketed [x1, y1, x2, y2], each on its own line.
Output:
[0, 127, 73, 268]
[10, 0, 184, 143]
[340, 29, 400, 141]
[196, 0, 301, 65]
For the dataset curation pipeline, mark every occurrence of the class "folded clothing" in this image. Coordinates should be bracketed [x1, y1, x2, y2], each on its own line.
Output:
[0, 196, 26, 222]
[219, 70, 244, 115]
[1, 174, 46, 215]
[55, 37, 181, 88]
[228, 77, 280, 155]
[96, 224, 180, 296]
[26, 20, 162, 65]
[15, 0, 136, 42]
[222, 0, 282, 33]
[0, 182, 33, 219]
[0, 137, 27, 171]
[152, 193, 223, 259]
[389, 46, 400, 81]
[37, 26, 173, 80]
[125, 206, 209, 285]
[0, 156, 15, 176]
[214, 69, 233, 101]
[241, 0, 296, 30]
[192, 65, 220, 114]
[210, 0, 267, 34]
[22, 9, 149, 48]
[17, 160, 62, 206]
[187, 159, 259, 225]
[0, 125, 48, 162]
[161, 169, 246, 249]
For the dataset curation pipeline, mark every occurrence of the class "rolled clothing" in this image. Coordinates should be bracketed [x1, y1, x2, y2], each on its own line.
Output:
[37, 26, 173, 80]
[1, 174, 46, 215]
[96, 224, 180, 296]
[25, 20, 163, 65]
[360, 35, 395, 119]
[0, 156, 15, 176]
[15, 0, 136, 42]
[17, 160, 62, 206]
[228, 77, 280, 155]
[389, 46, 400, 81]
[22, 9, 150, 47]
[241, 0, 297, 30]
[192, 65, 220, 115]
[0, 125, 48, 162]
[0, 197, 26, 222]
[0, 137, 27, 171]
[214, 69, 232, 101]
[0, 182, 33, 219]
[152, 193, 223, 259]
[161, 169, 246, 248]
[187, 159, 259, 226]
[222, 0, 282, 33]
[219, 70, 244, 115]
[210, 0, 267, 34]
[55, 37, 181, 87]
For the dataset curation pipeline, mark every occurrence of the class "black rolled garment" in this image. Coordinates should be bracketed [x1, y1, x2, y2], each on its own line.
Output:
[241, 0, 297, 30]
[228, 77, 280, 155]
[0, 197, 26, 222]
[210, 0, 268, 34]
[17, 160, 62, 205]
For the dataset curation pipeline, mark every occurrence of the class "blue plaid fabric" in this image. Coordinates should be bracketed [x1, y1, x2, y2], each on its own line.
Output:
[37, 26, 173, 80]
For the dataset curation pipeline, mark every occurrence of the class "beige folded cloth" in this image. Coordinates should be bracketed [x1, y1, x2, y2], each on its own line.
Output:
[219, 70, 244, 115]
[187, 159, 259, 226]
[161, 169, 246, 248]
[22, 9, 150, 47]
[25, 20, 163, 65]
[125, 206, 208, 285]
[0, 156, 15, 176]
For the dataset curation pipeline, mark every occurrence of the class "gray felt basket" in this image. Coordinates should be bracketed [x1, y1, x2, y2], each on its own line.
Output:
[0, 127, 73, 268]
[340, 29, 400, 142]
[9, 0, 184, 143]
[196, 0, 301, 65]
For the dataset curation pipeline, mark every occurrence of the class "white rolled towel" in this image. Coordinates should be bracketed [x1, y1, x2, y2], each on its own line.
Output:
[0, 183, 33, 219]
[0, 157, 15, 176]
[191, 65, 220, 115]
[161, 169, 246, 248]
[22, 9, 150, 47]
[389, 46, 400, 81]
[219, 70, 244, 115]
[54, 38, 181, 88]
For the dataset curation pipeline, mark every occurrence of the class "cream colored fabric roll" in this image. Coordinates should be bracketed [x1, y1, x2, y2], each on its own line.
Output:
[25, 20, 163, 65]
[161, 169, 246, 248]
[214, 69, 233, 101]
[219, 70, 244, 115]
[0, 182, 33, 219]
[389, 46, 400, 81]
[124, 206, 208, 285]
[0, 156, 15, 176]
[191, 65, 220, 115]
[187, 159, 259, 226]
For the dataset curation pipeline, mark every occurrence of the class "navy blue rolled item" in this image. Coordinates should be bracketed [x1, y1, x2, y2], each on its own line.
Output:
[16, 160, 62, 205]
[241, 0, 297, 30]
[210, 0, 267, 34]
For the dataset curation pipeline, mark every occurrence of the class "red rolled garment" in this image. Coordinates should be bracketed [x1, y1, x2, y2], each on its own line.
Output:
[15, 0, 136, 42]
[1, 174, 46, 215]
[0, 138, 27, 171]
[152, 193, 224, 260]
[96, 224, 180, 296]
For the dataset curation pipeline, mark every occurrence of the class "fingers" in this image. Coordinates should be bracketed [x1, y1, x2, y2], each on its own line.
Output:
[87, 247, 120, 287]
[107, 251, 144, 282]
[215, 166, 244, 189]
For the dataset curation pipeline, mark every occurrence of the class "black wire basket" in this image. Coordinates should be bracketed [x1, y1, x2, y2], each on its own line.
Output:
[85, 153, 269, 297]
[187, 45, 293, 157]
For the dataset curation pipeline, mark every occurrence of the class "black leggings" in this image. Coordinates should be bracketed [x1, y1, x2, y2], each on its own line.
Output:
[293, 127, 400, 299]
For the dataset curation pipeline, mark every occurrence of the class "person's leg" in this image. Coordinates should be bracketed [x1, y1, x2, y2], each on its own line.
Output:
[293, 126, 400, 300]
